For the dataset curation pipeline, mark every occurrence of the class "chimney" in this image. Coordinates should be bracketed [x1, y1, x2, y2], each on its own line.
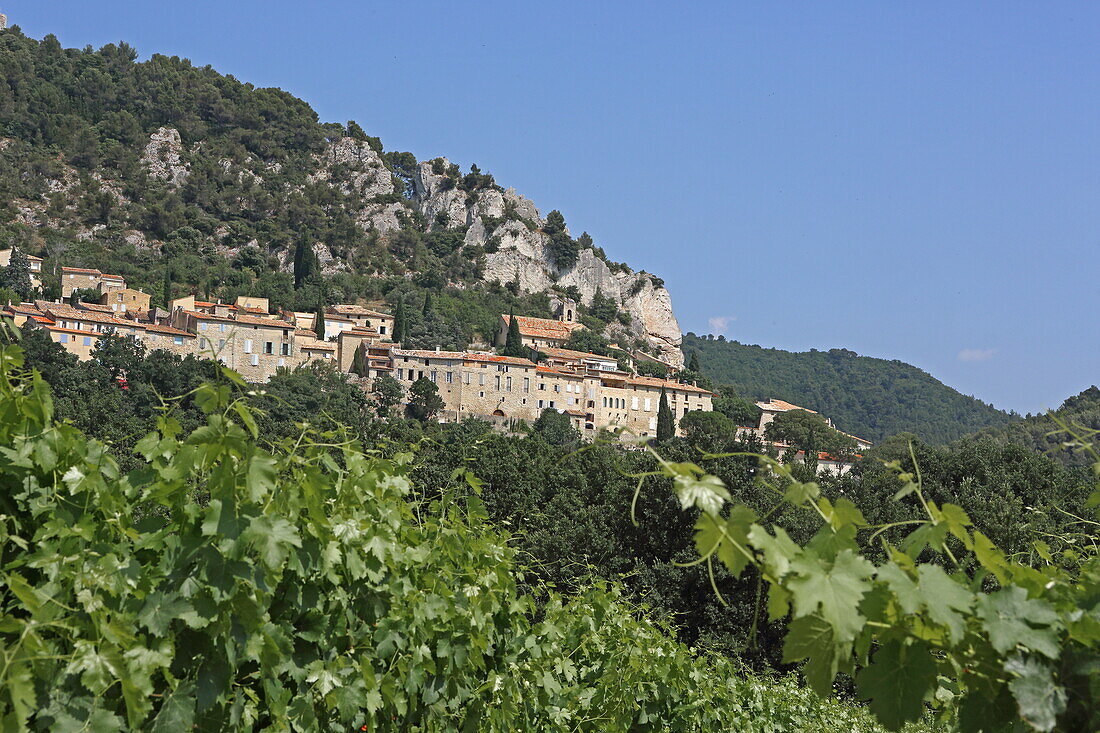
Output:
[435, 345, 440, 353]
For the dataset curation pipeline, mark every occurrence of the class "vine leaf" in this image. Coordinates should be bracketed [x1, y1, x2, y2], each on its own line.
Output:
[782, 614, 844, 696]
[855, 639, 938, 731]
[788, 549, 874, 643]
[1004, 656, 1066, 733]
[977, 587, 1061, 659]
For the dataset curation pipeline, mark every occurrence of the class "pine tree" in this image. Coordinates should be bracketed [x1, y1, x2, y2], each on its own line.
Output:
[656, 386, 676, 441]
[502, 311, 525, 357]
[1, 248, 33, 300]
[689, 350, 701, 373]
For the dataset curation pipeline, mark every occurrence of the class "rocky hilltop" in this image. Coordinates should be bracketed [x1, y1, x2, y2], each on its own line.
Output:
[0, 32, 683, 365]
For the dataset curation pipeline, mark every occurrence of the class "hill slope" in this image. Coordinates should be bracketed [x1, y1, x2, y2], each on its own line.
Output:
[962, 386, 1100, 468]
[0, 30, 681, 363]
[683, 333, 1015, 443]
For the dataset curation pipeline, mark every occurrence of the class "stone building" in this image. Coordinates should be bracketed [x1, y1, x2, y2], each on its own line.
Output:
[328, 304, 394, 339]
[169, 309, 297, 381]
[496, 314, 584, 350]
[100, 287, 151, 315]
[60, 267, 125, 298]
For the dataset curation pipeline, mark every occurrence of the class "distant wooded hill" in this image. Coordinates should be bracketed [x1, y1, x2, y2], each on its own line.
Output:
[960, 385, 1100, 468]
[682, 333, 1016, 443]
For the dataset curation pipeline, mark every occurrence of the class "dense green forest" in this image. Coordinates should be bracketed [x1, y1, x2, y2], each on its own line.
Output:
[682, 333, 1015, 443]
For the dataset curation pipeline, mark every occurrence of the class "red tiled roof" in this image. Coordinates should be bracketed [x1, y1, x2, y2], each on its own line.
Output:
[502, 314, 583, 341]
[536, 365, 583, 378]
[757, 399, 817, 414]
[183, 310, 294, 329]
[61, 267, 101, 275]
[302, 342, 336, 351]
[540, 347, 618, 362]
[330, 304, 392, 318]
[618, 375, 713, 395]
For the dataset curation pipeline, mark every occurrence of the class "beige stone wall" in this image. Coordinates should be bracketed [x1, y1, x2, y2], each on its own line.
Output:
[596, 382, 712, 438]
[61, 272, 102, 297]
[48, 329, 101, 360]
[101, 288, 151, 314]
[187, 316, 296, 382]
[141, 331, 197, 358]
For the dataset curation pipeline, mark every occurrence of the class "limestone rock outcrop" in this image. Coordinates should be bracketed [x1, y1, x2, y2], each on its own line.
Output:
[141, 127, 189, 186]
[310, 137, 405, 233]
[413, 167, 683, 366]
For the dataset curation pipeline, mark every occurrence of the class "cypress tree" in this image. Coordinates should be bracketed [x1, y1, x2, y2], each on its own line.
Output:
[656, 386, 676, 441]
[314, 306, 326, 341]
[689, 350, 701, 373]
[422, 291, 434, 318]
[502, 311, 524, 357]
[350, 343, 367, 377]
[398, 297, 411, 343]
[161, 259, 172, 309]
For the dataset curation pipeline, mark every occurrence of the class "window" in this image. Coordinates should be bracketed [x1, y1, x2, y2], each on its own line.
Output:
[200, 338, 207, 349]
[464, 372, 471, 385]
[174, 337, 183, 346]
[251, 354, 259, 366]
[430, 371, 437, 382]
[83, 337, 92, 346]
[397, 368, 404, 380]
[264, 342, 274, 354]
[446, 371, 453, 384]
[199, 322, 207, 331]
[553, 384, 560, 393]
[379, 326, 387, 335]
[479, 391, 485, 398]
[244, 339, 253, 353]
[549, 401, 556, 409]
[218, 339, 226, 350]
[649, 418, 657, 431]
[538, 400, 544, 408]
[479, 373, 486, 386]
[644, 398, 652, 411]
[278, 358, 285, 367]
[506, 376, 512, 391]
[632, 397, 639, 410]
[495, 375, 501, 390]
[219, 323, 226, 333]
[523, 377, 530, 393]
[281, 343, 290, 356]
[59, 334, 68, 343]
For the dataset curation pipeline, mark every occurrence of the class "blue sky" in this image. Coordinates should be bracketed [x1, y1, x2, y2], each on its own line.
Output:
[6, 1, 1100, 414]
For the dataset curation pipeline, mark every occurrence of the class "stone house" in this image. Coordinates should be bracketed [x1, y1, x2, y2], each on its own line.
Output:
[170, 309, 296, 381]
[328, 304, 394, 340]
[495, 314, 584, 350]
[60, 267, 125, 298]
[595, 374, 713, 438]
[100, 287, 151, 315]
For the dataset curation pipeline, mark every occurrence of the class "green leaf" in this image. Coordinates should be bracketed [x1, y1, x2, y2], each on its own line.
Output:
[243, 515, 302, 568]
[673, 473, 730, 516]
[788, 549, 874, 643]
[245, 453, 278, 502]
[748, 524, 800, 580]
[716, 505, 756, 578]
[150, 681, 196, 732]
[137, 592, 192, 635]
[784, 480, 819, 506]
[855, 639, 938, 731]
[876, 564, 921, 616]
[783, 614, 844, 696]
[916, 564, 973, 643]
[978, 587, 1062, 659]
[1004, 656, 1066, 732]
[5, 661, 35, 728]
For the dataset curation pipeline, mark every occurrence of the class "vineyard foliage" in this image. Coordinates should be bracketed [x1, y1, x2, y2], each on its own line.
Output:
[0, 330, 924, 731]
[645, 432, 1100, 731]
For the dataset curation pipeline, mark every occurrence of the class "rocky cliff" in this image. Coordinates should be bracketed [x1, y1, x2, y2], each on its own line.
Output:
[409, 158, 683, 365]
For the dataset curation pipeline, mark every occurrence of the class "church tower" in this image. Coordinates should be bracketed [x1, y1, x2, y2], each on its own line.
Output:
[0, 11, 8, 31]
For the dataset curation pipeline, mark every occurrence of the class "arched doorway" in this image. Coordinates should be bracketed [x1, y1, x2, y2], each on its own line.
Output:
[492, 409, 506, 417]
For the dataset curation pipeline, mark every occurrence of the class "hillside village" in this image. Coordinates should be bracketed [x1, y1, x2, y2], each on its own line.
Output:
[0, 246, 877, 462]
[1, 248, 721, 440]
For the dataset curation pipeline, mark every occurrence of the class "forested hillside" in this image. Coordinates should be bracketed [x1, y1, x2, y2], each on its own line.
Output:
[683, 333, 1015, 443]
[0, 30, 679, 360]
[963, 385, 1100, 467]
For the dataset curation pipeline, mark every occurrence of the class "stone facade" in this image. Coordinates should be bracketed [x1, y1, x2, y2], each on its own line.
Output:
[100, 287, 151, 315]
[61, 267, 125, 298]
[169, 309, 297, 381]
[0, 249, 43, 289]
